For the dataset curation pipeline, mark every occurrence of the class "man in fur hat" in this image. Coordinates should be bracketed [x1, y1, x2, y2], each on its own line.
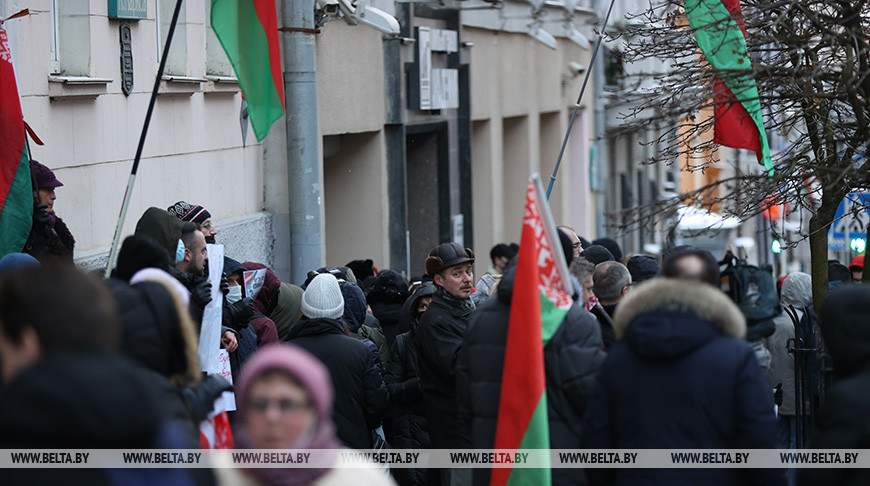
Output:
[415, 242, 475, 485]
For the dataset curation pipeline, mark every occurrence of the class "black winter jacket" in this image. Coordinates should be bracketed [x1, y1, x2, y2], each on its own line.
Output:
[0, 352, 207, 486]
[415, 287, 474, 448]
[582, 278, 782, 486]
[456, 266, 606, 486]
[800, 285, 870, 486]
[368, 269, 410, 349]
[286, 317, 389, 449]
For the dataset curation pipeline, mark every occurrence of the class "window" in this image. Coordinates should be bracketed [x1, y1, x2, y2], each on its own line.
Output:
[49, 0, 90, 76]
[204, 0, 233, 77]
[156, 0, 187, 76]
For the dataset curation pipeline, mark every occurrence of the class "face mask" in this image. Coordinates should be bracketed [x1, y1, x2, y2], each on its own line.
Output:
[226, 285, 243, 304]
[175, 239, 185, 265]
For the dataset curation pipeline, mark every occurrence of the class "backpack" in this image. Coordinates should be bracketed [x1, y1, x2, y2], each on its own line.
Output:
[719, 251, 779, 340]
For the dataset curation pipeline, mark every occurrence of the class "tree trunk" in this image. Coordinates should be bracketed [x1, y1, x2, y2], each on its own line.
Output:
[809, 188, 846, 311]
[808, 209, 830, 313]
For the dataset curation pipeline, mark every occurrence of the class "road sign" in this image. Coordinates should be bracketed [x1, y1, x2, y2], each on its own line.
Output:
[829, 193, 870, 251]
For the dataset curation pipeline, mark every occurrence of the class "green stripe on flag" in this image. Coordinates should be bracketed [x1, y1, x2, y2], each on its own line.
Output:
[211, 0, 284, 141]
[0, 149, 33, 256]
[685, 0, 772, 174]
[507, 396, 551, 486]
[541, 293, 569, 346]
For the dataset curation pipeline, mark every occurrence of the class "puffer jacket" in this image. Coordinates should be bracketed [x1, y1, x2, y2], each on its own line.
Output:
[286, 318, 389, 449]
[581, 278, 782, 486]
[457, 266, 605, 486]
[799, 285, 870, 486]
[764, 272, 812, 416]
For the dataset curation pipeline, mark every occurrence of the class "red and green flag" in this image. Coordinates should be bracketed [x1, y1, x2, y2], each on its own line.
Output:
[685, 0, 773, 175]
[0, 23, 33, 257]
[211, 0, 285, 142]
[491, 175, 573, 486]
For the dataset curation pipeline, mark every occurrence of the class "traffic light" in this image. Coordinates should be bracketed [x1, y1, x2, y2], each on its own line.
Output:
[851, 237, 866, 254]
[771, 239, 783, 254]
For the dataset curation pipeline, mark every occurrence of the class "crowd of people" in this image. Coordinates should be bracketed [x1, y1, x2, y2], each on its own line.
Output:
[2, 161, 870, 486]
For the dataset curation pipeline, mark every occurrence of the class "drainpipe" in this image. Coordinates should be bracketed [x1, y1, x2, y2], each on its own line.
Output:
[282, 0, 322, 284]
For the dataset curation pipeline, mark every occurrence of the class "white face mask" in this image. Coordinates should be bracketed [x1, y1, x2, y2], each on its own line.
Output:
[226, 285, 243, 304]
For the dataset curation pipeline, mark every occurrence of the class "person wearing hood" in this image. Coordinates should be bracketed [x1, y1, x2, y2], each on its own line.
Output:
[341, 279, 389, 370]
[386, 281, 435, 486]
[270, 282, 304, 341]
[765, 274, 812, 444]
[241, 262, 281, 350]
[457, 263, 605, 486]
[285, 273, 388, 449]
[22, 160, 75, 264]
[111, 268, 231, 449]
[134, 208, 213, 315]
[215, 345, 395, 486]
[581, 278, 783, 485]
[764, 272, 811, 486]
[799, 284, 870, 486]
[0, 265, 203, 485]
[367, 269, 410, 350]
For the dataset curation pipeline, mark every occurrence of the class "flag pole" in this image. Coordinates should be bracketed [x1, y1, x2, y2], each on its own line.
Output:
[104, 0, 184, 278]
[546, 0, 618, 200]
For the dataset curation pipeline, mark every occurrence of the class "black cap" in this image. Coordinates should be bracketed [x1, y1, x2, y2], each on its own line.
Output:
[580, 245, 615, 265]
[626, 255, 659, 284]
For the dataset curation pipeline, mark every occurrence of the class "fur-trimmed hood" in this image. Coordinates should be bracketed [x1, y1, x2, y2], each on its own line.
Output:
[613, 278, 746, 360]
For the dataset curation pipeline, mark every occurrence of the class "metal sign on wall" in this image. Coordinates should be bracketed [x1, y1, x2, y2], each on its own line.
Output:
[120, 24, 134, 96]
[108, 0, 147, 20]
[409, 27, 459, 111]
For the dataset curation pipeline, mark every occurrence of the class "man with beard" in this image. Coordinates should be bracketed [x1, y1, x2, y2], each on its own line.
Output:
[177, 223, 207, 277]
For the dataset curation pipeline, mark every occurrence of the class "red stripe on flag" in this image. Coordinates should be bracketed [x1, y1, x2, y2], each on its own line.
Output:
[491, 183, 548, 486]
[721, 0, 747, 38]
[252, 0, 285, 107]
[713, 1, 761, 162]
[714, 80, 762, 159]
[0, 26, 26, 214]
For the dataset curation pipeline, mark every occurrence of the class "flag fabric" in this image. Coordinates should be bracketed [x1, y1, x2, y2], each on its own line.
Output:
[0, 24, 33, 257]
[211, 0, 285, 142]
[491, 176, 573, 486]
[685, 0, 773, 175]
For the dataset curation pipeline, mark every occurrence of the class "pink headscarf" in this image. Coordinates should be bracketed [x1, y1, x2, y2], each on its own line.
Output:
[236, 344, 342, 485]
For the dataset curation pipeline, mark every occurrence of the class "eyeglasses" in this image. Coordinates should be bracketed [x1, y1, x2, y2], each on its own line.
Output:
[249, 398, 311, 415]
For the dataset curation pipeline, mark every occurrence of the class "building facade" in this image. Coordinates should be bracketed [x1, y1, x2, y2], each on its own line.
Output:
[3, 0, 600, 282]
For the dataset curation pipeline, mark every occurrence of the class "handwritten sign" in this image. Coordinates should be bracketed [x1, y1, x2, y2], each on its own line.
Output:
[198, 244, 236, 411]
[243, 269, 267, 300]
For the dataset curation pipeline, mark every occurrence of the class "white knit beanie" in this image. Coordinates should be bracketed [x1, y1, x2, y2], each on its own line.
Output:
[301, 273, 345, 319]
